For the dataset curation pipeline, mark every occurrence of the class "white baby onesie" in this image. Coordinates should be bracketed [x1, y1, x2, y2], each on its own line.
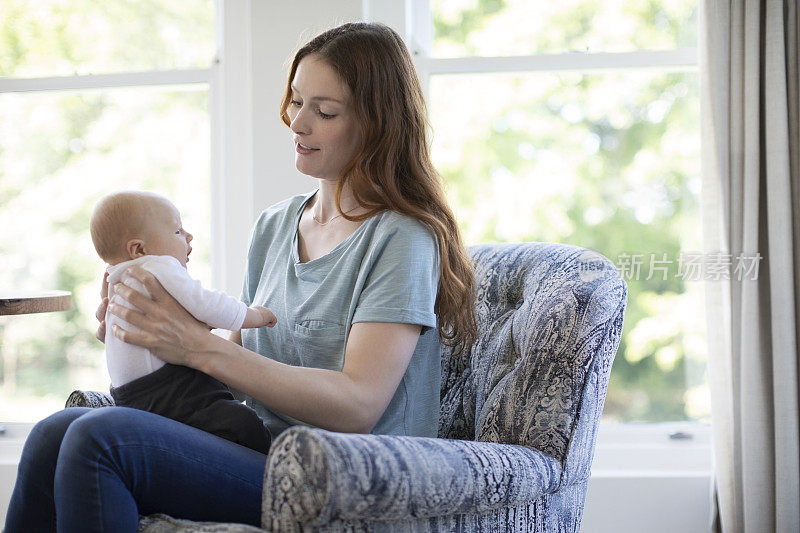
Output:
[104, 255, 247, 387]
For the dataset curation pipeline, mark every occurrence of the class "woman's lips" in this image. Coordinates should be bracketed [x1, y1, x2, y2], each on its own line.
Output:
[296, 142, 319, 155]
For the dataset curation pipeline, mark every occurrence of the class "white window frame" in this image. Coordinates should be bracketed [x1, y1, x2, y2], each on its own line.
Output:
[0, 70, 218, 276]
[386, 0, 705, 429]
[212, 0, 255, 296]
[0, 0, 254, 297]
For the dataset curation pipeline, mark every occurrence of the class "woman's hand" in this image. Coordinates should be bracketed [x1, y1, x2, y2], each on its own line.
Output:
[95, 271, 110, 343]
[107, 266, 212, 368]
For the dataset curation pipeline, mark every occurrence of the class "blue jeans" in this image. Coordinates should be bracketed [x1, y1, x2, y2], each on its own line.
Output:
[4, 406, 267, 533]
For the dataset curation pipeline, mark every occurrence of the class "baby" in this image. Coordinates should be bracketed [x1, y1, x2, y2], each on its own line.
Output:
[90, 190, 275, 454]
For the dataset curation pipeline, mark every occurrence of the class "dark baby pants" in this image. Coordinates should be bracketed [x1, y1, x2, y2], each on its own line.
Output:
[110, 363, 271, 454]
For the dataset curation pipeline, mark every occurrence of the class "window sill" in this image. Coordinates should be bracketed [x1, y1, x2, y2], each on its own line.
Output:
[0, 422, 31, 461]
[583, 421, 713, 533]
[593, 421, 712, 473]
[1, 422, 33, 525]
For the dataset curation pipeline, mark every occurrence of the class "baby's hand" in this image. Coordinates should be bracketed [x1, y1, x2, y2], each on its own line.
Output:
[250, 305, 277, 328]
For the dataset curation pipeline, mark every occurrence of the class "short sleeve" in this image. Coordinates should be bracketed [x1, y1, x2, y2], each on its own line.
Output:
[240, 207, 278, 307]
[240, 220, 260, 307]
[352, 219, 439, 334]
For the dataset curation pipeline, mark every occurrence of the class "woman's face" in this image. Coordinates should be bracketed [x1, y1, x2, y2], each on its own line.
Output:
[286, 55, 361, 181]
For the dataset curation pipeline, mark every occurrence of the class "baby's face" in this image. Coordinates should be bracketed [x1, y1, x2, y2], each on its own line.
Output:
[144, 200, 193, 267]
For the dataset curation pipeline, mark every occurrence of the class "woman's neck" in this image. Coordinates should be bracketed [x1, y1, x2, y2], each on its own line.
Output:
[312, 183, 363, 222]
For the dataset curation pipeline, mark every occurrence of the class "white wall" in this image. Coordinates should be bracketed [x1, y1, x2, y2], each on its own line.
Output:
[214, 0, 362, 296]
[250, 0, 363, 214]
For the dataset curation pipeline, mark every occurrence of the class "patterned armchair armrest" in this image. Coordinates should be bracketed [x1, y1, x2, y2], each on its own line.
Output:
[65, 390, 115, 408]
[262, 426, 562, 531]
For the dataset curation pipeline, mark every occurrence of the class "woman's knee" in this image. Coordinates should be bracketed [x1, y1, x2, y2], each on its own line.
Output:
[58, 406, 168, 463]
[21, 407, 90, 462]
[59, 407, 135, 458]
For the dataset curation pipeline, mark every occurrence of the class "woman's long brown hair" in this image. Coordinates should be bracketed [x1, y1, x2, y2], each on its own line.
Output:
[280, 22, 477, 356]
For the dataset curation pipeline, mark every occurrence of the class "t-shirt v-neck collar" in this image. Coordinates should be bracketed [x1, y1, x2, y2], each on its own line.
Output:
[291, 189, 374, 273]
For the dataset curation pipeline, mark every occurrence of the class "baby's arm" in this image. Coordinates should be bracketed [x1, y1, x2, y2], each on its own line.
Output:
[144, 257, 254, 330]
[242, 305, 277, 329]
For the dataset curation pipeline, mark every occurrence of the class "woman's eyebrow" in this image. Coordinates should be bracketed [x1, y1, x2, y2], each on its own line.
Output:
[290, 85, 344, 104]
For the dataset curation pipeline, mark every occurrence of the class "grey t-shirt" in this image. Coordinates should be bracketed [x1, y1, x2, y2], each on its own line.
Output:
[240, 189, 442, 438]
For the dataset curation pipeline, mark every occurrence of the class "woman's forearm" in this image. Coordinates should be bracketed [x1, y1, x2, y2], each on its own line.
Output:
[194, 334, 374, 434]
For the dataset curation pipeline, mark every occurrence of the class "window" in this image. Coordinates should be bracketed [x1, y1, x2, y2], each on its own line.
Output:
[416, 0, 706, 423]
[0, 0, 215, 422]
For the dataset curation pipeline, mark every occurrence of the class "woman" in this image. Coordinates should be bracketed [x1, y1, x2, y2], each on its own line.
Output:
[5, 22, 476, 532]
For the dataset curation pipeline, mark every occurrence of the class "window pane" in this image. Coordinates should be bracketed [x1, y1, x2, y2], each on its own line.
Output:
[0, 87, 210, 421]
[430, 71, 709, 422]
[0, 0, 214, 77]
[432, 0, 698, 57]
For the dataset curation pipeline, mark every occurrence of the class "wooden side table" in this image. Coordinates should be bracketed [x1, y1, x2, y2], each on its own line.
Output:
[1, 290, 73, 431]
[0, 290, 72, 315]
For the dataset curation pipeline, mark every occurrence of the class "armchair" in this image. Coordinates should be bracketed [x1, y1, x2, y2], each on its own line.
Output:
[67, 242, 627, 532]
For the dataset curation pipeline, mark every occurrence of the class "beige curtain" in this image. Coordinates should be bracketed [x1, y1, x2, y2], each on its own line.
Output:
[700, 0, 799, 532]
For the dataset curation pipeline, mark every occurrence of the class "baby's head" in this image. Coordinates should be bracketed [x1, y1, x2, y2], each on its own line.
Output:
[90, 191, 193, 267]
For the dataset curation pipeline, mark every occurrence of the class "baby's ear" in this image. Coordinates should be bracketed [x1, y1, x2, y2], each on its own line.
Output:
[126, 239, 146, 260]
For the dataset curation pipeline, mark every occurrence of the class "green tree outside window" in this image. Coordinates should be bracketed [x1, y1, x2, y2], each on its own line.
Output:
[430, 0, 705, 422]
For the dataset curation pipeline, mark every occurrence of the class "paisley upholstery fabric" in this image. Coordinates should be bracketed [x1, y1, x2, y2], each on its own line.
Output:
[261, 428, 562, 530]
[138, 514, 263, 533]
[440, 243, 626, 487]
[66, 242, 626, 532]
[65, 389, 114, 408]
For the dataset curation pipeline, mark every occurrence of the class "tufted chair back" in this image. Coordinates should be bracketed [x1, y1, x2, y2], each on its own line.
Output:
[439, 242, 626, 485]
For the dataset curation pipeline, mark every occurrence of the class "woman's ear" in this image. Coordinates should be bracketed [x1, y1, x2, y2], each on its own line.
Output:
[126, 239, 146, 260]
